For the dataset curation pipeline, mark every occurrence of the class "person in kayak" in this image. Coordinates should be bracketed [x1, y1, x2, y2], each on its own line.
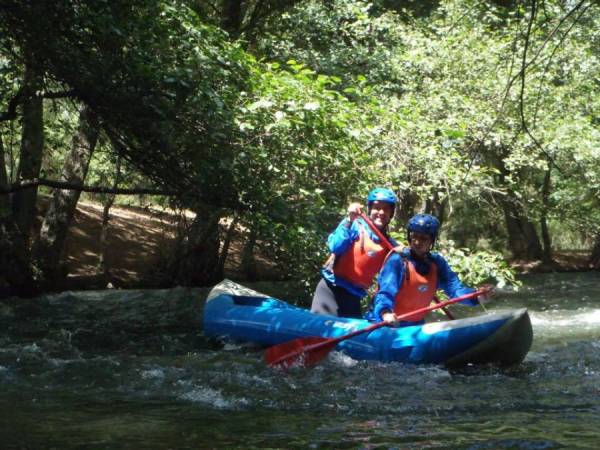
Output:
[369, 213, 491, 325]
[310, 187, 400, 318]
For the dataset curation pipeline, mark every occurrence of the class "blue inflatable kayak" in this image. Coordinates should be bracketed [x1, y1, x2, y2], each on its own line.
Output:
[203, 280, 533, 367]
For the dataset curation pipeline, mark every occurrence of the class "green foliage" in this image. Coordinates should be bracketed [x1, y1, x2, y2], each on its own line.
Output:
[234, 60, 376, 212]
[0, 43, 24, 183]
[1, 0, 253, 208]
[231, 59, 380, 281]
[368, 0, 599, 257]
[1, 0, 387, 288]
[2, 0, 598, 291]
[440, 240, 521, 289]
[255, 0, 408, 93]
[231, 0, 597, 279]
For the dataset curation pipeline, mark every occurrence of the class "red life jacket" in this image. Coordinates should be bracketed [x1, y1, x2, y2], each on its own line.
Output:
[333, 224, 389, 289]
[392, 259, 438, 321]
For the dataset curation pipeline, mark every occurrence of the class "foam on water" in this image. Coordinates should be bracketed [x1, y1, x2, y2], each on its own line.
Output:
[178, 385, 249, 409]
[140, 368, 166, 380]
[531, 308, 600, 327]
[329, 350, 359, 367]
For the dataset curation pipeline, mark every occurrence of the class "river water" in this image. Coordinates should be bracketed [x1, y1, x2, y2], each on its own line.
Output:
[1, 272, 599, 449]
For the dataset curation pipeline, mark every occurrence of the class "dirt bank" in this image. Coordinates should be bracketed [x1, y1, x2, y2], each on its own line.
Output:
[57, 200, 592, 290]
[59, 200, 280, 289]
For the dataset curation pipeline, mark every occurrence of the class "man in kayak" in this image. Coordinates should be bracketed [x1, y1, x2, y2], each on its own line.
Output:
[310, 187, 399, 318]
[369, 213, 490, 325]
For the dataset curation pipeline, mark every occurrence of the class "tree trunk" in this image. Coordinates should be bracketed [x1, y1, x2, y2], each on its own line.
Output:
[425, 195, 447, 224]
[501, 198, 544, 260]
[33, 105, 99, 284]
[397, 188, 418, 224]
[487, 147, 544, 261]
[540, 167, 553, 263]
[98, 155, 122, 279]
[11, 50, 45, 242]
[170, 205, 222, 286]
[590, 234, 600, 271]
[216, 214, 239, 281]
[241, 226, 258, 281]
[0, 133, 33, 292]
[221, 0, 243, 37]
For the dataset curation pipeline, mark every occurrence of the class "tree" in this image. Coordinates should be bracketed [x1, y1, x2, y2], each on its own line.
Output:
[11, 48, 44, 242]
[33, 105, 99, 285]
[0, 132, 32, 291]
[0, 0, 378, 289]
[187, 0, 303, 40]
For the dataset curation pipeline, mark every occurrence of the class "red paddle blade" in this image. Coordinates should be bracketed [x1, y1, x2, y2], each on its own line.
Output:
[265, 336, 338, 369]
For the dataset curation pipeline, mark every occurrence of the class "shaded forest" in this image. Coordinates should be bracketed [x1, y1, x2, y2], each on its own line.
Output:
[1, 0, 599, 297]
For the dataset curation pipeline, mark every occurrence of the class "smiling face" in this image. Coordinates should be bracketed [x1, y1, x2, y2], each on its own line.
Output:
[408, 231, 433, 258]
[368, 200, 394, 230]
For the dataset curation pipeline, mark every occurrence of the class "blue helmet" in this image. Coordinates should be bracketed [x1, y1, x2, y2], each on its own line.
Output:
[367, 187, 397, 208]
[407, 214, 440, 242]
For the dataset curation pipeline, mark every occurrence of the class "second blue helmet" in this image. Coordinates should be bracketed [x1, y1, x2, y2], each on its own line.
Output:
[407, 214, 440, 242]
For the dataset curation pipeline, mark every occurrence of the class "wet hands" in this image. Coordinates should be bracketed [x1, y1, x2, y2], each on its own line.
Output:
[477, 284, 495, 304]
[382, 312, 396, 323]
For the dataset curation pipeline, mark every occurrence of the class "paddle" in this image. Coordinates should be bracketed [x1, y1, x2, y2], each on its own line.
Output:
[359, 213, 456, 320]
[358, 212, 394, 252]
[265, 288, 486, 369]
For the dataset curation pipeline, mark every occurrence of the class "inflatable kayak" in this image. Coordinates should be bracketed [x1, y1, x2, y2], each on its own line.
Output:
[203, 280, 533, 367]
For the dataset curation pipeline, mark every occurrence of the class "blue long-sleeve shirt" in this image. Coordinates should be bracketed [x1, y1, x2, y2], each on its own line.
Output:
[321, 217, 397, 298]
[370, 249, 478, 321]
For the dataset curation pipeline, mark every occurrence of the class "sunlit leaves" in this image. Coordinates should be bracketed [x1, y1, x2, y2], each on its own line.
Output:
[227, 58, 380, 281]
[441, 240, 522, 289]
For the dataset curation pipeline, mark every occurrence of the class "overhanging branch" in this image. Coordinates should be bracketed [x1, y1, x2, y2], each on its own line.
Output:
[0, 88, 78, 122]
[0, 87, 24, 121]
[43, 89, 77, 99]
[0, 178, 177, 196]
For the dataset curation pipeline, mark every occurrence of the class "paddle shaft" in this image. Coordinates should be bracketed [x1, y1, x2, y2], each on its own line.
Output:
[265, 288, 486, 368]
[359, 213, 456, 320]
[321, 289, 484, 347]
[433, 296, 456, 320]
[358, 212, 394, 252]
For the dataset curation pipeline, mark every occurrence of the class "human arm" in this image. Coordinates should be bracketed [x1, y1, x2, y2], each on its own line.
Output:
[433, 254, 488, 305]
[326, 203, 363, 255]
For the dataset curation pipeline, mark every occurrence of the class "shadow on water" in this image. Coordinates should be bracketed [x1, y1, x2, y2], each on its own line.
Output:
[1, 272, 600, 448]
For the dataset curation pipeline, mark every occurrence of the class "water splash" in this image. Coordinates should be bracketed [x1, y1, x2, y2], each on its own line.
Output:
[178, 384, 249, 409]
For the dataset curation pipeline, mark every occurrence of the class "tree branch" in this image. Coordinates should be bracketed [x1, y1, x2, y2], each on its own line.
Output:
[465, 0, 589, 180]
[0, 178, 176, 196]
[43, 89, 77, 99]
[0, 88, 77, 122]
[0, 87, 24, 121]
[517, 0, 589, 176]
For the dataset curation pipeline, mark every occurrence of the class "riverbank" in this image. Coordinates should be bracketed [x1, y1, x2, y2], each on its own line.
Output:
[52, 199, 595, 291]
[511, 251, 592, 274]
[57, 199, 284, 290]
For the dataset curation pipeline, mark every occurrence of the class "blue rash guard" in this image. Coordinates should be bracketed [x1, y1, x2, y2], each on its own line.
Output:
[369, 248, 479, 321]
[320, 217, 397, 298]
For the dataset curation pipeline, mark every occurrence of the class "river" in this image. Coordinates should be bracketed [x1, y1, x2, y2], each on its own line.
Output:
[1, 272, 599, 449]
